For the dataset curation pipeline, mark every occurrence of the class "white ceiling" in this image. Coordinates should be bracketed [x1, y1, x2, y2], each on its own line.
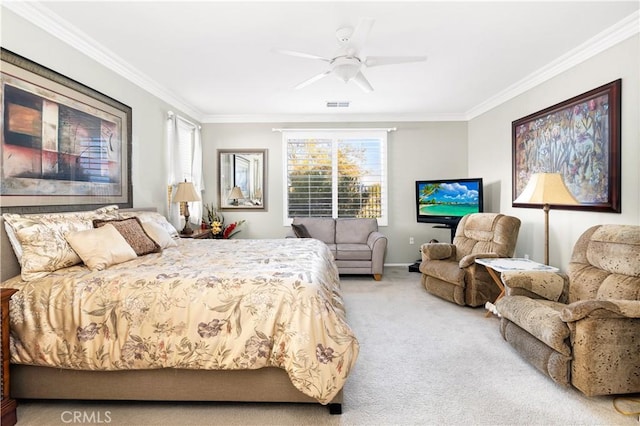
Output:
[6, 1, 639, 123]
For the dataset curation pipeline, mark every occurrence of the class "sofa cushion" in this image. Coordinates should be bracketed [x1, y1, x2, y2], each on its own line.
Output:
[291, 217, 335, 244]
[496, 295, 571, 356]
[336, 243, 372, 260]
[335, 218, 377, 244]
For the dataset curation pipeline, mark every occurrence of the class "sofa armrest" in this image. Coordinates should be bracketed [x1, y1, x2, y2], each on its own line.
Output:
[501, 271, 569, 302]
[285, 229, 296, 238]
[560, 299, 640, 322]
[368, 231, 387, 277]
[421, 243, 455, 261]
[366, 231, 386, 249]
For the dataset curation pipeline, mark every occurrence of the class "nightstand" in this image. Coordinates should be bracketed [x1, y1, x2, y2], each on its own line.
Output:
[1, 289, 17, 426]
[180, 229, 212, 239]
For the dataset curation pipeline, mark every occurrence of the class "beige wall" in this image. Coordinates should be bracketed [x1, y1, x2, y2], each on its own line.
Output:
[202, 122, 468, 264]
[469, 35, 640, 269]
[1, 9, 199, 216]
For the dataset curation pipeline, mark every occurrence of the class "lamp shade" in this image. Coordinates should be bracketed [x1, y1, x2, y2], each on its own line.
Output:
[514, 173, 578, 205]
[173, 181, 200, 203]
[228, 186, 245, 200]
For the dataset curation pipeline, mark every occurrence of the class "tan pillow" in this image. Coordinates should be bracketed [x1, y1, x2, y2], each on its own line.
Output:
[65, 224, 137, 271]
[93, 217, 161, 256]
[142, 221, 177, 249]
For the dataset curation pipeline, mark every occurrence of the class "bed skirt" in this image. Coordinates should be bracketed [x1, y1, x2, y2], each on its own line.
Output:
[10, 365, 343, 414]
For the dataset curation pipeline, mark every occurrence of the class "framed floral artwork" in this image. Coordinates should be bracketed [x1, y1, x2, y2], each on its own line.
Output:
[512, 79, 621, 213]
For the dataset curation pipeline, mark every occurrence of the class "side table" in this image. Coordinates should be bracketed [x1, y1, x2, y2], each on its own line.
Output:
[475, 257, 559, 317]
[180, 229, 212, 239]
[1, 289, 17, 426]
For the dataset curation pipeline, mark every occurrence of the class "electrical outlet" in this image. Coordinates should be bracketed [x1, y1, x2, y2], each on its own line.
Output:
[524, 254, 530, 260]
[409, 237, 414, 245]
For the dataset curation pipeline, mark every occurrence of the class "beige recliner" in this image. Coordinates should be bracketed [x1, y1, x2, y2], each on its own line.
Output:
[419, 213, 521, 307]
[496, 224, 640, 396]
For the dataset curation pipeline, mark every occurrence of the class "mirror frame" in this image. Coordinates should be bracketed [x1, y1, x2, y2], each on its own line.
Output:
[217, 149, 267, 211]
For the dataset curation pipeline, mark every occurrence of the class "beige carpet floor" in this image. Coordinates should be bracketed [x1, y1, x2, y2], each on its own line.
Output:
[13, 266, 639, 425]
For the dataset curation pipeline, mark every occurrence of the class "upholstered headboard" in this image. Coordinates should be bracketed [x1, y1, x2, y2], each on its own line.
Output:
[1, 207, 157, 282]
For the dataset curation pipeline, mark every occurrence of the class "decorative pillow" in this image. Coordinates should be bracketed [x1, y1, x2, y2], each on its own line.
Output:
[141, 221, 178, 249]
[93, 217, 161, 256]
[118, 211, 180, 240]
[3, 205, 120, 264]
[65, 224, 137, 271]
[292, 223, 312, 238]
[17, 220, 91, 281]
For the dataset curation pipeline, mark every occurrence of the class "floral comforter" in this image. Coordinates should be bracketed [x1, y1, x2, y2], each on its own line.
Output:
[1, 238, 359, 404]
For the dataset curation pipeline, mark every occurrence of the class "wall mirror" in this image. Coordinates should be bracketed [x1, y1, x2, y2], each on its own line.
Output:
[217, 149, 267, 210]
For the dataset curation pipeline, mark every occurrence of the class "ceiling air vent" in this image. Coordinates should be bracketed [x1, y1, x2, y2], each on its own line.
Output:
[326, 101, 350, 108]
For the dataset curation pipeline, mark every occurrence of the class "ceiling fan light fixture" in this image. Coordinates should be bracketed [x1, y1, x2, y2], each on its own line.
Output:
[332, 56, 361, 82]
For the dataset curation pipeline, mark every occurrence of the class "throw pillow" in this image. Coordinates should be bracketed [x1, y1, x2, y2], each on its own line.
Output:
[142, 221, 178, 249]
[66, 224, 137, 271]
[118, 211, 180, 240]
[292, 223, 312, 238]
[93, 217, 161, 256]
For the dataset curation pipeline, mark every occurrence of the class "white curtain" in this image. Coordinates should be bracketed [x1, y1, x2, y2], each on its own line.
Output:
[166, 113, 204, 229]
[166, 113, 182, 230]
[190, 126, 204, 226]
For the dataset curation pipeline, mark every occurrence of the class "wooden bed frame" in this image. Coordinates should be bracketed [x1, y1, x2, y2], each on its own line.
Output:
[0, 211, 342, 414]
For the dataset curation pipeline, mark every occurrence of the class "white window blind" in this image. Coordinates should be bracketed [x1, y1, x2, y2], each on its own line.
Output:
[283, 130, 388, 225]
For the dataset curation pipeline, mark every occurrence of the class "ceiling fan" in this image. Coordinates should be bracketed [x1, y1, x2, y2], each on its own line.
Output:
[273, 18, 427, 93]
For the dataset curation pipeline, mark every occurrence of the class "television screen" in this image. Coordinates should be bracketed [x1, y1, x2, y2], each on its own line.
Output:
[415, 177, 484, 226]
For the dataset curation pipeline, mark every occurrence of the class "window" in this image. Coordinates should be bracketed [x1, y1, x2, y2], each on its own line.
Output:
[283, 130, 388, 225]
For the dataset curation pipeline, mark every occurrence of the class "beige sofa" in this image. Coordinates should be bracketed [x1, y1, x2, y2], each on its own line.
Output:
[288, 217, 387, 280]
[496, 224, 640, 396]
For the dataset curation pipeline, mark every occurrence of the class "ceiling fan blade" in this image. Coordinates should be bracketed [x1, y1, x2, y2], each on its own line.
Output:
[352, 71, 374, 93]
[272, 49, 331, 62]
[295, 70, 332, 89]
[365, 55, 427, 68]
[347, 17, 375, 52]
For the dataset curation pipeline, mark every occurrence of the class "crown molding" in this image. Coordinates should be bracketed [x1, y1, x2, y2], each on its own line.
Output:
[201, 112, 467, 123]
[465, 10, 640, 120]
[6, 2, 637, 124]
[3, 1, 205, 122]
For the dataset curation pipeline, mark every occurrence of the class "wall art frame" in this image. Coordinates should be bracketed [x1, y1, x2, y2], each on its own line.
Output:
[0, 48, 132, 213]
[512, 79, 621, 213]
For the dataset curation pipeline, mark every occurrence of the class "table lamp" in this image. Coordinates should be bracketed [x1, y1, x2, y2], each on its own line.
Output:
[228, 186, 245, 206]
[173, 180, 200, 235]
[514, 172, 578, 265]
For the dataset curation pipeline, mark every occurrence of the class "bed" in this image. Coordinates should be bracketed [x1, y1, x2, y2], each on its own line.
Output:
[0, 207, 358, 414]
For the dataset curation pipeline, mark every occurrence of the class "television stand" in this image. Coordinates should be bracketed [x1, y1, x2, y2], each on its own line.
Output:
[433, 223, 457, 242]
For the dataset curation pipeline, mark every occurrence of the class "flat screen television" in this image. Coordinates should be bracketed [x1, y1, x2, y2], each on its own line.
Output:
[415, 177, 484, 227]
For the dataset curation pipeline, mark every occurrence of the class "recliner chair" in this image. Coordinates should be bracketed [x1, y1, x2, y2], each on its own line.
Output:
[419, 213, 521, 307]
[496, 224, 640, 396]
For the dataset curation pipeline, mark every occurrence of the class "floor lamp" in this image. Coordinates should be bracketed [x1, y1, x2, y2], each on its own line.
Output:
[173, 181, 201, 235]
[514, 173, 578, 265]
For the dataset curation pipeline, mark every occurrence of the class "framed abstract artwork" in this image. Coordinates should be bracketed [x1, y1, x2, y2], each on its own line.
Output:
[512, 79, 621, 213]
[1, 48, 132, 213]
